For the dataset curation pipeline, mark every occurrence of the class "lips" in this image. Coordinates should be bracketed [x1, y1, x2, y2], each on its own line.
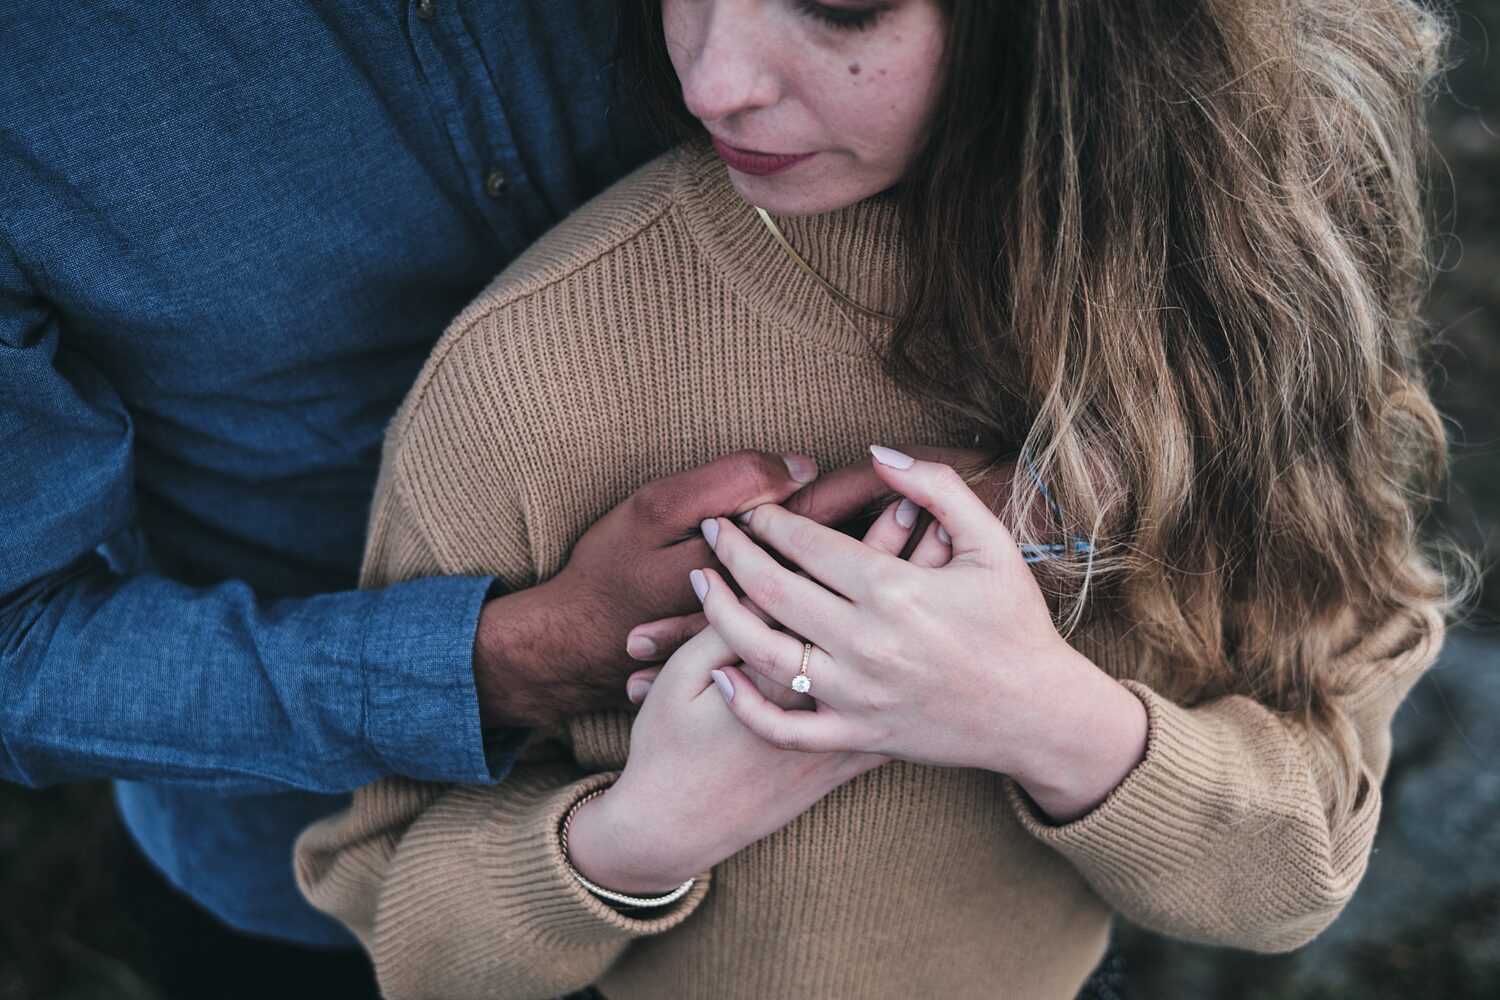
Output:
[710, 136, 815, 176]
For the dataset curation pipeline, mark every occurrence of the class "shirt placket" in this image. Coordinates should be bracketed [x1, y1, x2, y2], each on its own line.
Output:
[403, 0, 548, 257]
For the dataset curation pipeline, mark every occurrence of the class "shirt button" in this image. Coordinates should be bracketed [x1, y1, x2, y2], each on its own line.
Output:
[415, 0, 436, 20]
[484, 169, 510, 198]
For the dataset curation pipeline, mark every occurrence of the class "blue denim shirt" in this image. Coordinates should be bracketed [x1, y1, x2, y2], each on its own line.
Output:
[0, 1, 657, 946]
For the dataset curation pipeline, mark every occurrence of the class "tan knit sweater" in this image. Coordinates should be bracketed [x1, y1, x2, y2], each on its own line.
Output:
[294, 142, 1446, 1000]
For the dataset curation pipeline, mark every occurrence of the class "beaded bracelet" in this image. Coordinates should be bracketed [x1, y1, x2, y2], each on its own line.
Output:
[1017, 448, 1095, 565]
[559, 786, 696, 910]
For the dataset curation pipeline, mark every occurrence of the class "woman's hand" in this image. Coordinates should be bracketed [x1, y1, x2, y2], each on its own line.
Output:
[621, 444, 1010, 665]
[563, 625, 886, 895]
[695, 445, 1148, 823]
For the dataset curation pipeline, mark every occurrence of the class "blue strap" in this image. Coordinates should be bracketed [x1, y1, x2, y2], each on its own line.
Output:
[1017, 447, 1094, 563]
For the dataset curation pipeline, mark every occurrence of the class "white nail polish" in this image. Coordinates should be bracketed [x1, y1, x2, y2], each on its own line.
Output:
[710, 669, 735, 701]
[869, 444, 915, 470]
[690, 569, 709, 602]
[937, 524, 952, 545]
[701, 517, 720, 547]
[895, 498, 919, 529]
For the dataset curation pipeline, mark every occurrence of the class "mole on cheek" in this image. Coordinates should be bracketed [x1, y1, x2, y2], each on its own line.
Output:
[848, 62, 861, 75]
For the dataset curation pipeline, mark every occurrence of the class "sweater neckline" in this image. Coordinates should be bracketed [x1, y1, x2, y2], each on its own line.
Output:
[672, 139, 907, 358]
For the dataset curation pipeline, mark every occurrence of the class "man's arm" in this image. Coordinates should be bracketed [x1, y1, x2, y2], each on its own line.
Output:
[0, 259, 513, 792]
[0, 559, 505, 793]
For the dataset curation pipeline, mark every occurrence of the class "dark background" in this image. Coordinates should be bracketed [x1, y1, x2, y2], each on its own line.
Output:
[3, 3, 1497, 998]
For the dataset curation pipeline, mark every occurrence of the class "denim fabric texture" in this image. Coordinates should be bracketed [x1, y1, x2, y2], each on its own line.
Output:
[0, 0, 657, 945]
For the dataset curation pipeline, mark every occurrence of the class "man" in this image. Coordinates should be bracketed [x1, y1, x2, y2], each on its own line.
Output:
[0, 3, 877, 993]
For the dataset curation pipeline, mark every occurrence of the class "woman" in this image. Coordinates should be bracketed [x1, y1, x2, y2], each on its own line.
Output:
[295, 1, 1466, 998]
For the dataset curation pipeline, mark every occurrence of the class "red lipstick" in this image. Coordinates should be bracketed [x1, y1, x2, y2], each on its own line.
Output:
[711, 136, 814, 176]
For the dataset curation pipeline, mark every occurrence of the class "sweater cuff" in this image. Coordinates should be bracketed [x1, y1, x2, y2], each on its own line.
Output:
[1003, 680, 1251, 891]
[360, 574, 508, 784]
[476, 771, 713, 944]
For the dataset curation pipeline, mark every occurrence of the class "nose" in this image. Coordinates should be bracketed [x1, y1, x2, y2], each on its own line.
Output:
[676, 5, 779, 126]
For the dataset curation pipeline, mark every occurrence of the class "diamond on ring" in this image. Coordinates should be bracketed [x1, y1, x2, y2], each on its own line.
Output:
[793, 642, 813, 694]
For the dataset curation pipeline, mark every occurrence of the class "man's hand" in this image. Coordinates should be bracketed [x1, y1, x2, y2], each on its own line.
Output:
[470, 450, 818, 728]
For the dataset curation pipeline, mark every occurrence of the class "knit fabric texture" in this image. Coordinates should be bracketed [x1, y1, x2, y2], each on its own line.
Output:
[294, 142, 1447, 1000]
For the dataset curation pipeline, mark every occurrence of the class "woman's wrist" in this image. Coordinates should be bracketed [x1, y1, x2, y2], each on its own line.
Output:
[563, 787, 704, 896]
[992, 647, 1149, 824]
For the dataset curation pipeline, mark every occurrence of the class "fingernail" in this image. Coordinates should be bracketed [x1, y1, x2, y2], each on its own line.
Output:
[710, 669, 735, 702]
[895, 498, 919, 529]
[782, 453, 818, 484]
[626, 634, 657, 660]
[735, 510, 754, 527]
[627, 678, 653, 704]
[937, 524, 952, 545]
[869, 444, 915, 470]
[690, 569, 709, 603]
[701, 517, 720, 548]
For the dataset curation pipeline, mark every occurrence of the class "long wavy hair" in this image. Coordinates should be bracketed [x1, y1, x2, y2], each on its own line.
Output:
[620, 0, 1476, 822]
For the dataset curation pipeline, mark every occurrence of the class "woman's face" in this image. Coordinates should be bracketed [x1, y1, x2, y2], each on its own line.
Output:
[663, 0, 946, 215]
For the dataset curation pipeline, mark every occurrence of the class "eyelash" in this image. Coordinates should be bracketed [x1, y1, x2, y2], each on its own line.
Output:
[792, 0, 883, 32]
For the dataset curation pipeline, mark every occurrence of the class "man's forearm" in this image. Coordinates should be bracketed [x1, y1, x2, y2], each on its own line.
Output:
[473, 582, 566, 729]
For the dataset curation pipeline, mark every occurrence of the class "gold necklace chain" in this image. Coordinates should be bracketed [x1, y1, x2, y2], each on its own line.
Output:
[753, 206, 896, 324]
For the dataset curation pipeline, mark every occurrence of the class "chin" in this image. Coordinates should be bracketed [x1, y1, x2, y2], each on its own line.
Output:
[723, 163, 883, 217]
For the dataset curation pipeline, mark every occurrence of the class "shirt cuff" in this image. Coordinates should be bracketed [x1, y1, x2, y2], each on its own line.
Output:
[360, 574, 515, 784]
[1002, 679, 1254, 892]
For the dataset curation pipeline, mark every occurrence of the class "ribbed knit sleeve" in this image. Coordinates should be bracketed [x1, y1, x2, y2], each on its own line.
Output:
[296, 766, 712, 1000]
[1005, 601, 1445, 953]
